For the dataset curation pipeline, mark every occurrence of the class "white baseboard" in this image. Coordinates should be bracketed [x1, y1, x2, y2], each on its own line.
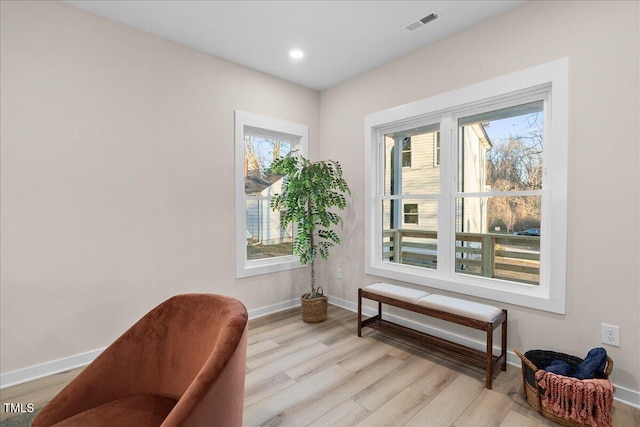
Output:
[0, 297, 302, 390]
[329, 295, 640, 409]
[609, 384, 640, 409]
[247, 297, 300, 320]
[0, 348, 104, 390]
[3, 296, 639, 409]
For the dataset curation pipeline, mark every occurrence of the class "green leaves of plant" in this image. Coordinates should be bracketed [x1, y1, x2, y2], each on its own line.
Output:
[270, 152, 351, 267]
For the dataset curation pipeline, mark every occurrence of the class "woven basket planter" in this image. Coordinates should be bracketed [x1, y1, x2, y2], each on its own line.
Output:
[515, 349, 613, 427]
[300, 288, 327, 323]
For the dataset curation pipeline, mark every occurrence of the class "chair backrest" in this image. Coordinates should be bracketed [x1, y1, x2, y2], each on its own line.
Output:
[143, 294, 247, 399]
[162, 300, 248, 427]
[159, 294, 248, 426]
[31, 293, 248, 427]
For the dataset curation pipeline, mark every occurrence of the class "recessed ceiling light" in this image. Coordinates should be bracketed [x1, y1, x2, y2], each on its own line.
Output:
[289, 49, 304, 59]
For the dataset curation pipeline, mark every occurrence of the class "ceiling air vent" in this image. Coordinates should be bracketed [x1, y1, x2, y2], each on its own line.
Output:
[405, 12, 439, 32]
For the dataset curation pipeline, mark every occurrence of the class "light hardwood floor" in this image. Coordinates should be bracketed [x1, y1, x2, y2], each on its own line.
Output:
[2, 305, 639, 426]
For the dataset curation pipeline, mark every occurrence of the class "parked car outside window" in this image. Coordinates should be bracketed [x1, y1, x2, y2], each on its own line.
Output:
[514, 228, 540, 236]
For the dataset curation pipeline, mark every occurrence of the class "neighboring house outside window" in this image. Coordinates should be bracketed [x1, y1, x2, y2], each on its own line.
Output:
[365, 59, 568, 314]
[235, 111, 308, 278]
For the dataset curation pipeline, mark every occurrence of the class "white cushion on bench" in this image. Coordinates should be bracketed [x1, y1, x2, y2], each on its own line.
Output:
[363, 283, 429, 303]
[415, 294, 502, 322]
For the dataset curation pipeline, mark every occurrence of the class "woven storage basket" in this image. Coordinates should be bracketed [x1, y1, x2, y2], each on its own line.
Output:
[300, 287, 327, 323]
[514, 349, 613, 427]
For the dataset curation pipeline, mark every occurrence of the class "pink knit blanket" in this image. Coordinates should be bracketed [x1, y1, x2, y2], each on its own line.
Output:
[535, 370, 615, 427]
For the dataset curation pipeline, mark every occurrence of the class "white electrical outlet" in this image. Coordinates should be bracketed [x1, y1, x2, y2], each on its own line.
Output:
[336, 267, 343, 279]
[600, 323, 620, 347]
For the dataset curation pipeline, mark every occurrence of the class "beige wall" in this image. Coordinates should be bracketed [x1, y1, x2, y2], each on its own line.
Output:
[1, 0, 639, 400]
[0, 1, 318, 372]
[318, 0, 639, 394]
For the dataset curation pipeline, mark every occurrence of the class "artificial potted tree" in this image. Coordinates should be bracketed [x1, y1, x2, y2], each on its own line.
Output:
[270, 152, 350, 323]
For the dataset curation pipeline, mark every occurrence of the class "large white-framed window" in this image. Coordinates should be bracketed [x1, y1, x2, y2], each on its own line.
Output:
[364, 58, 568, 313]
[235, 111, 308, 278]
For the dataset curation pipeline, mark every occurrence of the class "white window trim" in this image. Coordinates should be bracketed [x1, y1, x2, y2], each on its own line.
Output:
[364, 58, 568, 314]
[235, 111, 308, 278]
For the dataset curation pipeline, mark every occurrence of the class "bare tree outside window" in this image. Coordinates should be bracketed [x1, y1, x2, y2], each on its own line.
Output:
[484, 107, 543, 233]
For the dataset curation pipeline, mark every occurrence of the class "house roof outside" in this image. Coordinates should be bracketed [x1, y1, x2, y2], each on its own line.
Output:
[245, 174, 283, 196]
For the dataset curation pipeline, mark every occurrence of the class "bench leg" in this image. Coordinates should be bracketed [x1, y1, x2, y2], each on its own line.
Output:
[357, 289, 362, 337]
[486, 324, 493, 389]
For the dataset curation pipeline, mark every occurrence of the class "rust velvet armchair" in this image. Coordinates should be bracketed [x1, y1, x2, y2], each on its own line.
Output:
[32, 294, 248, 427]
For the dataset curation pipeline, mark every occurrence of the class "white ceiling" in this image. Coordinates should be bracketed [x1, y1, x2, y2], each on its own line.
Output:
[65, 1, 526, 91]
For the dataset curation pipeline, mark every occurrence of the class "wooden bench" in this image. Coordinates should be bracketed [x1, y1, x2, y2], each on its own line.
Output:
[358, 283, 507, 389]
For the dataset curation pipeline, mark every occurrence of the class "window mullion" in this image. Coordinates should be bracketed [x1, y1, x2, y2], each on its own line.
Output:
[454, 190, 543, 198]
[438, 115, 455, 275]
[392, 136, 402, 230]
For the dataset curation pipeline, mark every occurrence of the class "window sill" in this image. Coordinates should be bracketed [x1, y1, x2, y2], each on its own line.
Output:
[365, 262, 565, 314]
[236, 256, 303, 279]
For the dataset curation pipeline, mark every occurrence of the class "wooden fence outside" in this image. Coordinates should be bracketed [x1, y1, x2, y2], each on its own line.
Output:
[382, 229, 540, 285]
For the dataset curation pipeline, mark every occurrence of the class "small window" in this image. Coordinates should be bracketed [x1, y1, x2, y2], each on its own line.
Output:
[434, 131, 441, 166]
[235, 111, 308, 278]
[401, 137, 412, 167]
[403, 203, 419, 224]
